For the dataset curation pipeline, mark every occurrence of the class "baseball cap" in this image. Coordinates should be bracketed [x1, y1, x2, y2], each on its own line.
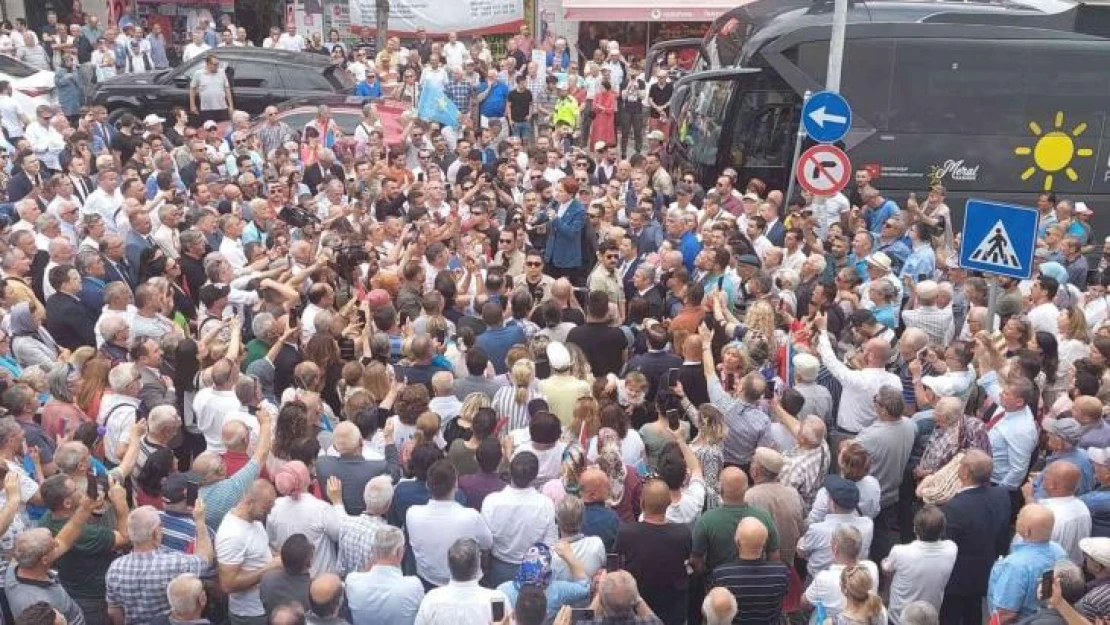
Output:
[646, 129, 665, 141]
[1076, 202, 1093, 216]
[1043, 417, 1083, 446]
[825, 475, 860, 510]
[143, 114, 165, 126]
[742, 192, 760, 203]
[202, 120, 218, 130]
[752, 447, 784, 474]
[736, 254, 761, 269]
[162, 473, 199, 504]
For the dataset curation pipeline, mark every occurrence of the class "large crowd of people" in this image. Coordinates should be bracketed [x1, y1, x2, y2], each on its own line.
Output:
[0, 9, 1106, 625]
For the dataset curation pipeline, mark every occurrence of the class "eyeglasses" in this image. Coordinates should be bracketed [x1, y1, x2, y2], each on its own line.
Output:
[525, 261, 542, 267]
[499, 238, 514, 244]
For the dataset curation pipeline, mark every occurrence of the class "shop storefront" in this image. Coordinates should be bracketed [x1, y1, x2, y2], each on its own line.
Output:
[558, 0, 737, 61]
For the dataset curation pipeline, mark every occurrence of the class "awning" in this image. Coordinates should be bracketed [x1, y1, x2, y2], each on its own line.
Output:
[562, 0, 739, 22]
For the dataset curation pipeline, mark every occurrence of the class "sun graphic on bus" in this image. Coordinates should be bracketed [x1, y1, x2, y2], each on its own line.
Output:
[1014, 112, 1094, 191]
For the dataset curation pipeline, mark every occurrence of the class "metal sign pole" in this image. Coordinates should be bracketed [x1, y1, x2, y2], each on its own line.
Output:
[785, 90, 812, 205]
[826, 0, 849, 92]
[986, 278, 999, 334]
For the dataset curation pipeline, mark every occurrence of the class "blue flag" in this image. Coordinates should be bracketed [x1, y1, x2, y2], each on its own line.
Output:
[417, 83, 460, 128]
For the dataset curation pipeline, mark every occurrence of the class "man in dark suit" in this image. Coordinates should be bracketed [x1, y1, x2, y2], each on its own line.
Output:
[7, 153, 45, 203]
[676, 333, 710, 407]
[101, 234, 136, 293]
[44, 264, 96, 350]
[630, 265, 665, 321]
[133, 336, 176, 415]
[623, 323, 681, 404]
[941, 448, 1013, 625]
[627, 206, 664, 256]
[301, 150, 345, 195]
[617, 234, 643, 304]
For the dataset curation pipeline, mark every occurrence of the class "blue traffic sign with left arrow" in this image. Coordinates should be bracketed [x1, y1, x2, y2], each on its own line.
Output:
[802, 91, 852, 144]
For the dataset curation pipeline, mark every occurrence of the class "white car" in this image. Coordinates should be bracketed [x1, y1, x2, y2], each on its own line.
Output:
[0, 54, 57, 118]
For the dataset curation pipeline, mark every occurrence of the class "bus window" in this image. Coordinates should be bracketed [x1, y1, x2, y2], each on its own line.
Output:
[703, 18, 752, 69]
[888, 39, 1029, 135]
[675, 79, 734, 166]
[730, 91, 799, 169]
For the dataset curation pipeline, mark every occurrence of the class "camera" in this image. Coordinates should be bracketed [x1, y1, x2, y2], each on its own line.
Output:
[334, 244, 371, 272]
[278, 205, 321, 229]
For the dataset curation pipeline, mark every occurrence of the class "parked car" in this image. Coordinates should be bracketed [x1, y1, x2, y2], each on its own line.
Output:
[250, 97, 370, 137]
[0, 54, 58, 118]
[88, 48, 355, 124]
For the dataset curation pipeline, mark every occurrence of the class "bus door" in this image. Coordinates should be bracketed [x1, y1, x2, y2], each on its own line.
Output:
[727, 74, 802, 192]
[669, 67, 762, 184]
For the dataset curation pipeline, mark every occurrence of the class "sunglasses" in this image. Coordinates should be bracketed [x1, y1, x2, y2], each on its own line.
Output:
[525, 261, 542, 267]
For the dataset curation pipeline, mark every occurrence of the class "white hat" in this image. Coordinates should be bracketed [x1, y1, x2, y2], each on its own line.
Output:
[1089, 447, 1110, 466]
[1080, 537, 1110, 567]
[143, 114, 165, 126]
[546, 342, 571, 371]
[646, 129, 665, 141]
[1077, 201, 1094, 216]
[865, 252, 892, 272]
[202, 119, 218, 130]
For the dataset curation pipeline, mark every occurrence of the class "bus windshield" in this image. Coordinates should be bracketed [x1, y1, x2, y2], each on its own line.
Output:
[675, 78, 734, 166]
[702, 17, 752, 69]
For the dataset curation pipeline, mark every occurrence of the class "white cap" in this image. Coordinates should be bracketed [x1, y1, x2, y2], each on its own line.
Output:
[546, 342, 571, 371]
[142, 114, 165, 126]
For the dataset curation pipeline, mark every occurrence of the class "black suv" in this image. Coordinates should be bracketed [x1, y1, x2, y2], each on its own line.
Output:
[89, 48, 355, 123]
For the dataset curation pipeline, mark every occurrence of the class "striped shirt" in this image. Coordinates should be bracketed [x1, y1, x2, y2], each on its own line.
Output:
[200, 458, 261, 528]
[158, 509, 216, 554]
[711, 559, 790, 625]
[492, 385, 545, 432]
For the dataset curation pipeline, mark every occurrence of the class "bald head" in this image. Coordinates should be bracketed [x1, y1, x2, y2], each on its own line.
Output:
[799, 415, 827, 448]
[309, 573, 344, 617]
[1017, 503, 1056, 543]
[1044, 461, 1081, 498]
[580, 468, 609, 504]
[221, 420, 249, 452]
[736, 517, 769, 559]
[641, 479, 672, 516]
[719, 467, 749, 505]
[865, 337, 892, 366]
[934, 397, 963, 426]
[703, 587, 738, 625]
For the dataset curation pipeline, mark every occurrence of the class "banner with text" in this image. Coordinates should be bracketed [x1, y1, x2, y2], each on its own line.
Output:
[348, 0, 524, 36]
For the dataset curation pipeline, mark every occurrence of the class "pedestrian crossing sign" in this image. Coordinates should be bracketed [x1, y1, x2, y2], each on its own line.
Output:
[958, 199, 1040, 280]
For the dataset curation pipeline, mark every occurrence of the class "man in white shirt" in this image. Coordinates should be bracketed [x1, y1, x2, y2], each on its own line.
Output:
[882, 505, 958, 624]
[277, 24, 304, 51]
[82, 169, 124, 235]
[408, 460, 493, 588]
[1027, 273, 1062, 334]
[814, 314, 902, 435]
[481, 451, 558, 587]
[803, 525, 879, 623]
[442, 32, 469, 71]
[217, 214, 248, 271]
[813, 190, 851, 239]
[798, 476, 875, 578]
[182, 30, 209, 63]
[98, 363, 144, 465]
[1030, 460, 1092, 565]
[781, 228, 807, 274]
[300, 283, 333, 344]
[192, 358, 241, 454]
[0, 82, 25, 140]
[415, 538, 508, 625]
[24, 105, 66, 172]
[347, 526, 425, 625]
[215, 479, 282, 624]
[427, 372, 463, 424]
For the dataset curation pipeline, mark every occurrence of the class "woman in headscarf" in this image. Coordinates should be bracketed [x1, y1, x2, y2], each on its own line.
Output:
[9, 302, 60, 370]
[595, 428, 644, 522]
[495, 542, 591, 621]
[541, 444, 586, 506]
[265, 460, 347, 577]
[0, 330, 22, 379]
